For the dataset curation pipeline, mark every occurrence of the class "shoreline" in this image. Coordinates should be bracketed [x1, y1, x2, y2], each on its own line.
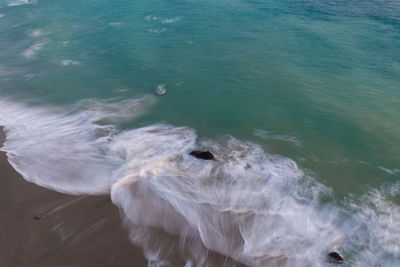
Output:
[0, 127, 147, 267]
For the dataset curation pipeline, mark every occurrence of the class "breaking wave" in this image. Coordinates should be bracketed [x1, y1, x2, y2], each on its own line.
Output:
[0, 97, 399, 266]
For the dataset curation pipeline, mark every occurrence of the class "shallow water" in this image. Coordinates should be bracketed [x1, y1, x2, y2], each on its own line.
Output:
[0, 0, 399, 266]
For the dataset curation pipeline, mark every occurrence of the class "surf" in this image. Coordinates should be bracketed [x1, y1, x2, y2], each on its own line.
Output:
[0, 97, 399, 266]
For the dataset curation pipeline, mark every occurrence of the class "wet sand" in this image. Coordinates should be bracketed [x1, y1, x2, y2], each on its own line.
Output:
[0, 127, 147, 267]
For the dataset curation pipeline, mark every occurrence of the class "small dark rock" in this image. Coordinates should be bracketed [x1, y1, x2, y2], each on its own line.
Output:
[34, 215, 42, 220]
[327, 252, 344, 264]
[189, 150, 214, 160]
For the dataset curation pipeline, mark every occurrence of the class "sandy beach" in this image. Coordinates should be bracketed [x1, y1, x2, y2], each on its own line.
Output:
[0, 127, 147, 267]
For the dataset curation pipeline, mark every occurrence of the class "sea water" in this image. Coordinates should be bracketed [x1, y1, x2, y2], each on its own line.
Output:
[0, 0, 399, 265]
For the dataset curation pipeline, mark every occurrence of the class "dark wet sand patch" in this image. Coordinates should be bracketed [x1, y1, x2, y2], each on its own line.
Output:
[0, 127, 147, 267]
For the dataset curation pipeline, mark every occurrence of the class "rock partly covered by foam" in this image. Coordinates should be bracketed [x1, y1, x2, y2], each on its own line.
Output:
[189, 150, 214, 160]
[155, 84, 167, 95]
[327, 252, 344, 264]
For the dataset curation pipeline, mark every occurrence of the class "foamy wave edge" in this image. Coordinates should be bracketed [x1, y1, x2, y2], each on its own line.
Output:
[0, 97, 399, 266]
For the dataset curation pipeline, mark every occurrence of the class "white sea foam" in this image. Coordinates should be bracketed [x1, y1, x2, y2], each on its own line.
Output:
[162, 16, 183, 24]
[0, 97, 154, 194]
[342, 184, 400, 265]
[155, 84, 167, 95]
[113, 88, 128, 94]
[0, 97, 399, 266]
[379, 166, 400, 175]
[60, 59, 80, 66]
[22, 41, 46, 58]
[0, 13, 4, 18]
[145, 15, 157, 21]
[27, 29, 44, 38]
[77, 96, 156, 124]
[110, 130, 342, 266]
[0, 99, 118, 194]
[108, 22, 122, 26]
[7, 0, 36, 6]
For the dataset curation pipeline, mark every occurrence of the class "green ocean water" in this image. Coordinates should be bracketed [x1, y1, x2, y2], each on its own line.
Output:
[1, 0, 400, 265]
[2, 0, 399, 195]
[0, 1, 400, 193]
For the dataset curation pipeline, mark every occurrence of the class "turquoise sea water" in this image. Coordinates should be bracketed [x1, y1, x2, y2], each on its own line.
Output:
[1, 0, 400, 266]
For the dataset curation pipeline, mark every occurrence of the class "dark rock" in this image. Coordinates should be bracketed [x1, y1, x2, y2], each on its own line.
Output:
[34, 215, 42, 220]
[189, 150, 214, 160]
[327, 252, 344, 264]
